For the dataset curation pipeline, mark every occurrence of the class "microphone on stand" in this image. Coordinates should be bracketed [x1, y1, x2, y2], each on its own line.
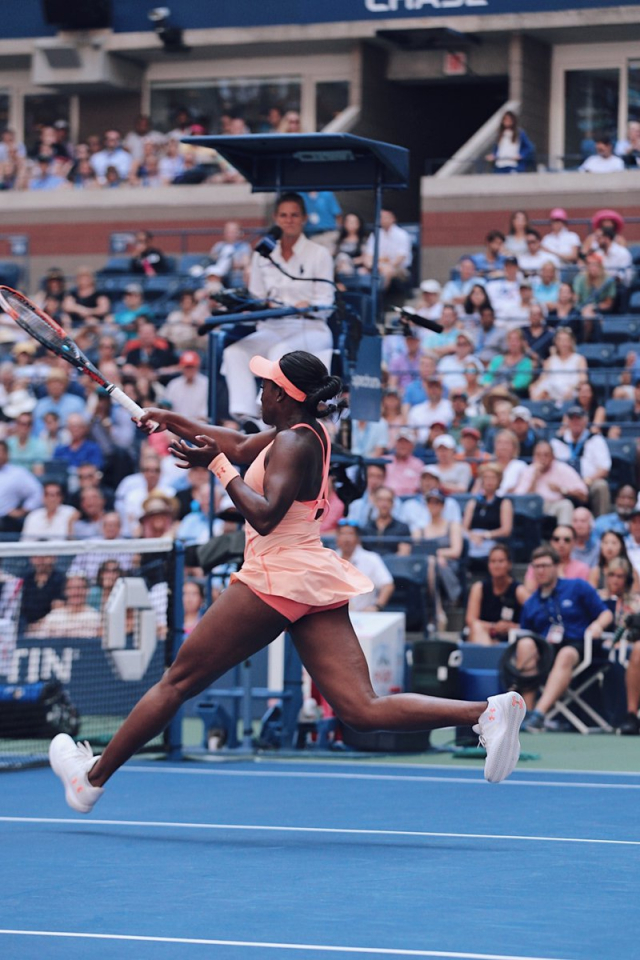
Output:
[255, 225, 283, 259]
[392, 305, 444, 334]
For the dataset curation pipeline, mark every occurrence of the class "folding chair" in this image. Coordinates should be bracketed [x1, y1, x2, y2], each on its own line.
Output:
[543, 631, 616, 734]
[508, 629, 618, 734]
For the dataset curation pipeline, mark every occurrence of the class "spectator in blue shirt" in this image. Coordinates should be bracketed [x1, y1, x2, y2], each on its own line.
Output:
[0, 439, 43, 534]
[593, 485, 637, 541]
[513, 545, 612, 731]
[53, 414, 104, 479]
[300, 191, 342, 248]
[29, 155, 68, 191]
[33, 369, 85, 434]
[472, 230, 506, 278]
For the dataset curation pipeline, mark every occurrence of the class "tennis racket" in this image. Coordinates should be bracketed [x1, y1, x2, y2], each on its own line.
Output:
[0, 286, 156, 428]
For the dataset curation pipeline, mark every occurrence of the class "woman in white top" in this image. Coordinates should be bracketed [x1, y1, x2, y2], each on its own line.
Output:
[476, 429, 527, 496]
[529, 327, 587, 404]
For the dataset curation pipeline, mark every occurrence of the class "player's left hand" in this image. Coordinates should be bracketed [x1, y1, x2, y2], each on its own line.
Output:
[170, 435, 221, 469]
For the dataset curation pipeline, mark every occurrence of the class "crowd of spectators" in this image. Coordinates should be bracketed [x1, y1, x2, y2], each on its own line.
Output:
[0, 105, 307, 192]
[0, 188, 639, 733]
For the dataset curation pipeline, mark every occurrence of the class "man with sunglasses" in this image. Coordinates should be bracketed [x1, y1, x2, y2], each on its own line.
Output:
[513, 545, 612, 731]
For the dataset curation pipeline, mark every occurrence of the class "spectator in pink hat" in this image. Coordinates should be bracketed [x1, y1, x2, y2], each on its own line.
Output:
[581, 208, 626, 256]
[541, 208, 580, 264]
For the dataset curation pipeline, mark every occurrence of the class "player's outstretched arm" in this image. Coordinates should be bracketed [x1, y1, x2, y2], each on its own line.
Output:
[138, 407, 275, 464]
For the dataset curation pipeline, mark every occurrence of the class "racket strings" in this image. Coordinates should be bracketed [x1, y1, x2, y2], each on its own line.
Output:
[3, 293, 68, 352]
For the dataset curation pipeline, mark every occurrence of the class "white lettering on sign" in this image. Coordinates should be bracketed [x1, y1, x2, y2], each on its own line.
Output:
[5, 647, 74, 684]
[364, 0, 488, 11]
[104, 577, 157, 682]
[351, 373, 382, 389]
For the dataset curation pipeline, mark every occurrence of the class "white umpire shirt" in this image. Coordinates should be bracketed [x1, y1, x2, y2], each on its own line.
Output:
[249, 235, 335, 311]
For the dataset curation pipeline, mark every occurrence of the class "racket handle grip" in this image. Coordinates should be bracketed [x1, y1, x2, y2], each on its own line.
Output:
[109, 385, 159, 432]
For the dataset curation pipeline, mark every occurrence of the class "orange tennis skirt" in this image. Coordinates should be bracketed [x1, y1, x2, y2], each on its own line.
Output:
[249, 586, 348, 623]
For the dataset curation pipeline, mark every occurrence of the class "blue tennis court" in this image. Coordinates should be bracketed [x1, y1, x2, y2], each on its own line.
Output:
[0, 757, 638, 959]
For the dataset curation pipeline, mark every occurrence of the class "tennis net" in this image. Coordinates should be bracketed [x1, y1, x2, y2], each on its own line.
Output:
[0, 537, 183, 770]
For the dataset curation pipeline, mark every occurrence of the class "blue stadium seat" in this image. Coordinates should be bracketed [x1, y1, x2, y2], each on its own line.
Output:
[519, 400, 562, 422]
[178, 253, 210, 275]
[588, 368, 616, 398]
[506, 494, 544, 563]
[628, 244, 640, 266]
[628, 290, 640, 314]
[605, 398, 635, 422]
[141, 275, 183, 301]
[96, 274, 141, 298]
[606, 439, 636, 490]
[616, 342, 640, 366]
[577, 343, 617, 366]
[601, 317, 640, 343]
[98, 257, 132, 275]
[382, 554, 428, 631]
[0, 261, 22, 288]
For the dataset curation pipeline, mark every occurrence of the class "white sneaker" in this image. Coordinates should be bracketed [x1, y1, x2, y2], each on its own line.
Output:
[473, 692, 525, 783]
[49, 734, 104, 814]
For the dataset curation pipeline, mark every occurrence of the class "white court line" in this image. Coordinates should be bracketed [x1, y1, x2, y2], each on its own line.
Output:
[122, 766, 640, 791]
[0, 816, 638, 846]
[0, 929, 574, 959]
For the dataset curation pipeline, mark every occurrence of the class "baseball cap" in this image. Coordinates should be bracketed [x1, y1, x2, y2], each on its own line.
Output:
[54, 119, 69, 130]
[420, 279, 442, 295]
[519, 279, 533, 289]
[504, 256, 519, 266]
[550, 207, 568, 221]
[566, 405, 587, 418]
[421, 464, 440, 478]
[425, 488, 445, 503]
[461, 426, 481, 440]
[396, 429, 416, 443]
[456, 330, 476, 348]
[511, 405, 532, 422]
[179, 350, 201, 368]
[124, 283, 143, 295]
[433, 435, 456, 450]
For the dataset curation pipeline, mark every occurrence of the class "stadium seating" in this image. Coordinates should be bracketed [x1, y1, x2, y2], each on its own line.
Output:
[606, 439, 636, 490]
[577, 343, 617, 367]
[506, 495, 544, 562]
[0, 261, 22, 288]
[601, 317, 640, 342]
[628, 290, 640, 314]
[382, 554, 428, 632]
[604, 398, 635, 422]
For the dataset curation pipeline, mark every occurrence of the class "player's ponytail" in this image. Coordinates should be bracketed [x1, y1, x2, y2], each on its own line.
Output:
[279, 351, 347, 420]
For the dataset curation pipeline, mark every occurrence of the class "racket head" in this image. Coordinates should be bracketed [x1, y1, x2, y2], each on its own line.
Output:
[0, 286, 105, 382]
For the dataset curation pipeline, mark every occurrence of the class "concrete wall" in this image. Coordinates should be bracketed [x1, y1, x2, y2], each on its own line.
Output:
[509, 33, 552, 164]
[0, 184, 271, 292]
[420, 170, 640, 282]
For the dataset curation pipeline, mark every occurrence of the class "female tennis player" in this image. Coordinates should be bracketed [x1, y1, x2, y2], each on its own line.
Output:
[50, 351, 524, 811]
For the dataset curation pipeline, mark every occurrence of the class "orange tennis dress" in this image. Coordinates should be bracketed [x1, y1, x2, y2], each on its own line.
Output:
[230, 421, 373, 620]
